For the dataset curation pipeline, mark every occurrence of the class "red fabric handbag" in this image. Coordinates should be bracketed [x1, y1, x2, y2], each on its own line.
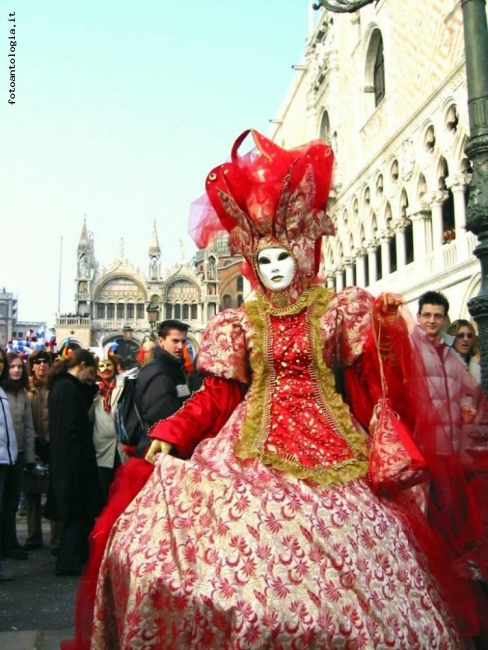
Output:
[368, 397, 429, 495]
[368, 323, 429, 496]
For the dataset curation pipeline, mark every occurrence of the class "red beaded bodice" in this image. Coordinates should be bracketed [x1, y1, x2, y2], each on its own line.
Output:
[263, 311, 356, 470]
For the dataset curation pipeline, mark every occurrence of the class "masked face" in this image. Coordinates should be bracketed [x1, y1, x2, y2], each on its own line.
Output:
[256, 246, 296, 292]
[97, 360, 115, 378]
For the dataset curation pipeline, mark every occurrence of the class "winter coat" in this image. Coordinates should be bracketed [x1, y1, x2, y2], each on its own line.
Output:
[91, 375, 124, 468]
[28, 379, 50, 463]
[0, 387, 18, 465]
[5, 388, 36, 464]
[451, 349, 481, 385]
[410, 326, 479, 454]
[135, 347, 190, 428]
[46, 372, 102, 522]
[28, 379, 50, 441]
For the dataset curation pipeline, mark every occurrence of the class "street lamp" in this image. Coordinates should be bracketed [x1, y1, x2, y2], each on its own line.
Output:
[146, 303, 160, 342]
[314, 0, 488, 397]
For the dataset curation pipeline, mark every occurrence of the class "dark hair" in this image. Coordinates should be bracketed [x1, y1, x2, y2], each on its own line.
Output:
[27, 350, 53, 376]
[447, 319, 479, 357]
[3, 352, 29, 391]
[0, 347, 8, 384]
[418, 290, 449, 317]
[48, 348, 96, 387]
[158, 319, 189, 339]
[110, 353, 125, 372]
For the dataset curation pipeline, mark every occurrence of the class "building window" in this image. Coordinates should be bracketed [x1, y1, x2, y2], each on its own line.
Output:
[96, 303, 105, 319]
[126, 303, 134, 319]
[165, 304, 173, 319]
[373, 34, 385, 106]
[174, 304, 181, 319]
[221, 294, 232, 310]
[137, 303, 144, 319]
[236, 276, 243, 292]
[365, 28, 385, 112]
[183, 304, 189, 320]
[117, 304, 125, 320]
[191, 304, 198, 319]
[107, 304, 115, 319]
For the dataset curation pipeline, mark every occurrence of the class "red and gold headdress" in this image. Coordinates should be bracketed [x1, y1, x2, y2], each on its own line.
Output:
[189, 130, 335, 300]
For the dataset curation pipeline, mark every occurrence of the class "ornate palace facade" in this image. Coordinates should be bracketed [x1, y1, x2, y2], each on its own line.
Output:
[270, 0, 478, 317]
[55, 221, 244, 359]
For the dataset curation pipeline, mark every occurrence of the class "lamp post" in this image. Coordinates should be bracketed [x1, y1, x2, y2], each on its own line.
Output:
[146, 303, 160, 342]
[313, 0, 488, 397]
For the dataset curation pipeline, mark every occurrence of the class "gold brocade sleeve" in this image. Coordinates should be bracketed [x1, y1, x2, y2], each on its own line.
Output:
[197, 309, 253, 385]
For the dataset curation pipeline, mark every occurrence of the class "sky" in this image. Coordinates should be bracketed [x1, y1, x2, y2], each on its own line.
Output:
[1, 0, 315, 326]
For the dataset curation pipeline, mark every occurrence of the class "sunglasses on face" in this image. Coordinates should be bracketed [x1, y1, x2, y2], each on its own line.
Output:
[456, 332, 474, 340]
[33, 359, 49, 365]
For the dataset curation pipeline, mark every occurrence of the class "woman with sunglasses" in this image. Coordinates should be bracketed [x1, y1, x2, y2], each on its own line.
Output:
[26, 350, 62, 554]
[447, 319, 481, 384]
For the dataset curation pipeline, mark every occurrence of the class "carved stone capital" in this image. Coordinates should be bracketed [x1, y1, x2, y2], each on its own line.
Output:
[390, 218, 410, 233]
[406, 205, 431, 221]
[446, 173, 469, 192]
[425, 190, 449, 207]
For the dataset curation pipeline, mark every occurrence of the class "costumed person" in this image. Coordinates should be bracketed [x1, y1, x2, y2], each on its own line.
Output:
[68, 131, 479, 649]
[91, 355, 124, 506]
[46, 349, 102, 576]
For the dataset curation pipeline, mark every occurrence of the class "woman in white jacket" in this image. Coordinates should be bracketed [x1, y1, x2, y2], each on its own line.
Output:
[91, 357, 123, 506]
[0, 348, 18, 581]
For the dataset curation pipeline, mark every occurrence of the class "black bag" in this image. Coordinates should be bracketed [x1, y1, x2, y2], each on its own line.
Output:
[114, 372, 145, 447]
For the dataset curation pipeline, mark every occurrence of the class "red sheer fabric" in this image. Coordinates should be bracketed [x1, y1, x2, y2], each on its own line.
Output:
[149, 376, 245, 458]
[61, 457, 154, 650]
[342, 300, 488, 637]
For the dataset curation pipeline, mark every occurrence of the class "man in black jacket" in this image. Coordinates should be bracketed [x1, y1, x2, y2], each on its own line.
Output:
[135, 320, 190, 442]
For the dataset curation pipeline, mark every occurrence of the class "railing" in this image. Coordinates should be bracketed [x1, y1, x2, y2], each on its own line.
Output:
[91, 319, 147, 330]
[56, 316, 91, 326]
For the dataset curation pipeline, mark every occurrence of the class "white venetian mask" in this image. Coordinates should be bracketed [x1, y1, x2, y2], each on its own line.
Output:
[256, 246, 296, 292]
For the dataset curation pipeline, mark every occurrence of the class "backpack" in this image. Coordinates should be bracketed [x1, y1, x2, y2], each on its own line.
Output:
[114, 369, 145, 447]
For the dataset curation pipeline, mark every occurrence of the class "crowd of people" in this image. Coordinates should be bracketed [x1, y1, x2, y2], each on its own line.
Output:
[0, 130, 487, 648]
[0, 325, 196, 580]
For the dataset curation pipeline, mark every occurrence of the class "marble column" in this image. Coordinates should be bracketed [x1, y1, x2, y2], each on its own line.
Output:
[446, 173, 468, 235]
[427, 190, 449, 249]
[335, 267, 344, 292]
[407, 205, 431, 260]
[345, 258, 355, 286]
[367, 243, 378, 285]
[392, 219, 409, 269]
[379, 232, 391, 278]
[355, 249, 367, 287]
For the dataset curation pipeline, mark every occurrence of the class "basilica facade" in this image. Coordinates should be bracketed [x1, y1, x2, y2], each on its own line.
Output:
[269, 0, 478, 318]
[55, 221, 244, 361]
